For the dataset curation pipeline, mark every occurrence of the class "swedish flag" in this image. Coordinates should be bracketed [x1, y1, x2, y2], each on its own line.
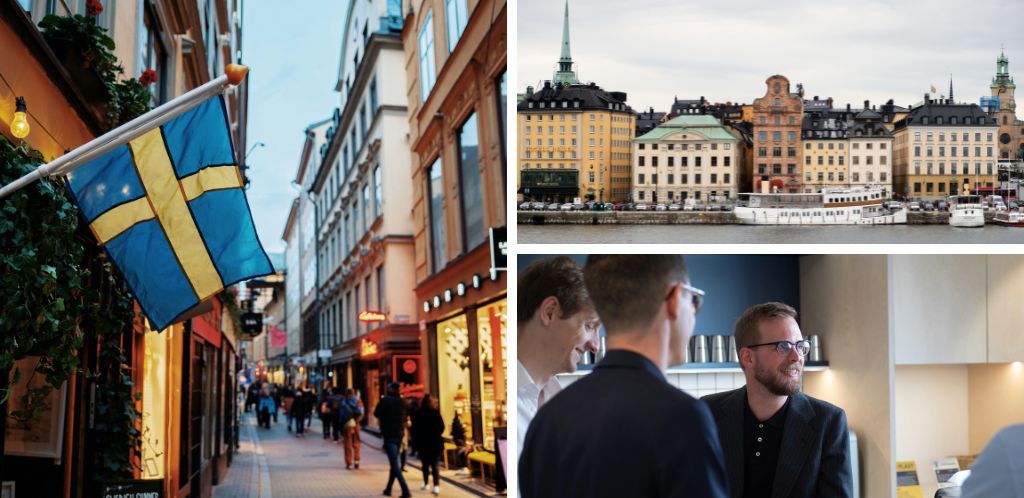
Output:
[66, 95, 272, 330]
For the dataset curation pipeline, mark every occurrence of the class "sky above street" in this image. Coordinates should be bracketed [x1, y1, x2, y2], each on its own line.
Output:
[518, 0, 1024, 114]
[244, 0, 345, 254]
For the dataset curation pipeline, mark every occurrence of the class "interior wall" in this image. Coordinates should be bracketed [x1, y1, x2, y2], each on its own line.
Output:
[967, 362, 1024, 454]
[894, 365, 970, 498]
[800, 254, 893, 498]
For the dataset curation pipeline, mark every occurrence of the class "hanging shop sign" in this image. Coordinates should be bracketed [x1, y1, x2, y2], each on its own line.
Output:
[359, 338, 379, 358]
[393, 355, 424, 398]
[358, 310, 388, 323]
[240, 312, 263, 337]
[490, 226, 507, 272]
[101, 479, 163, 498]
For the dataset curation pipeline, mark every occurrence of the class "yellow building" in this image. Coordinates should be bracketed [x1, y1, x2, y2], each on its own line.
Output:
[802, 139, 848, 192]
[893, 97, 1000, 200]
[515, 1, 634, 203]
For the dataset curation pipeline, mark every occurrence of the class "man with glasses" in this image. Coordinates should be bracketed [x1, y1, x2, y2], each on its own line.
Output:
[520, 255, 728, 498]
[702, 302, 852, 498]
[517, 256, 602, 458]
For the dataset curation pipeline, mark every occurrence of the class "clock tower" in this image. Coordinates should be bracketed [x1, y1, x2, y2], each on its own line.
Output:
[990, 48, 1022, 159]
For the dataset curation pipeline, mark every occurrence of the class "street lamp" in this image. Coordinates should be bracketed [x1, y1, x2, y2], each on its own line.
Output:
[240, 141, 265, 186]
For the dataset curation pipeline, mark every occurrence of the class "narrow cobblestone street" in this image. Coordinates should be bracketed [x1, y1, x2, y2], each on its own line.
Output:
[214, 412, 489, 498]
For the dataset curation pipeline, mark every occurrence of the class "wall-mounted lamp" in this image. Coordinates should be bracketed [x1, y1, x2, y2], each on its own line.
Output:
[11, 97, 29, 139]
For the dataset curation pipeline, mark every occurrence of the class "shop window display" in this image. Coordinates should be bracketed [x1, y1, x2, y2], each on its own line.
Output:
[477, 299, 507, 450]
[437, 313, 472, 441]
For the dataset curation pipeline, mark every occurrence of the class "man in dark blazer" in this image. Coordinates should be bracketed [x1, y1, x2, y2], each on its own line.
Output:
[520, 255, 729, 498]
[702, 302, 852, 498]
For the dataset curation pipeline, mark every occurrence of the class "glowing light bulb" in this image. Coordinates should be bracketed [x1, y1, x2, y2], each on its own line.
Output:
[10, 97, 29, 139]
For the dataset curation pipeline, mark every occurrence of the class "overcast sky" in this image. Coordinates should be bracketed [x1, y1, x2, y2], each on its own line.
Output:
[518, 0, 1024, 113]
[244, 0, 344, 254]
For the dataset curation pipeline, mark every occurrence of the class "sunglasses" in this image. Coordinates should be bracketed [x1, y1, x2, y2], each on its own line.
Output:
[666, 283, 705, 314]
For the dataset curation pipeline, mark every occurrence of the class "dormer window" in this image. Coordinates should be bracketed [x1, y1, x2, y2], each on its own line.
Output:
[936, 117, 944, 125]
[951, 116, 958, 125]
[922, 117, 929, 125]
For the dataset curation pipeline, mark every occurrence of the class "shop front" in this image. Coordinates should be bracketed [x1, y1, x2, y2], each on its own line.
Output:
[330, 324, 421, 432]
[416, 241, 508, 459]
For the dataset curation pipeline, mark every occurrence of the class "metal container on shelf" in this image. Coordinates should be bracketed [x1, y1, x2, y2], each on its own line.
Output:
[692, 335, 709, 363]
[809, 334, 822, 362]
[711, 335, 726, 363]
[728, 336, 739, 362]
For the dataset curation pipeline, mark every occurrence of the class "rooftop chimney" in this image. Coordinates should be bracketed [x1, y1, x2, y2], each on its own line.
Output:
[527, 86, 534, 97]
[864, 100, 870, 110]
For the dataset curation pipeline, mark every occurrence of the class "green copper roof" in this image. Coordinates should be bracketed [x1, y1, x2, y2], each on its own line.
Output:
[634, 115, 738, 141]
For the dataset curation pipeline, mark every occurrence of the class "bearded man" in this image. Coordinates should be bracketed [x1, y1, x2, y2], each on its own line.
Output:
[702, 302, 852, 498]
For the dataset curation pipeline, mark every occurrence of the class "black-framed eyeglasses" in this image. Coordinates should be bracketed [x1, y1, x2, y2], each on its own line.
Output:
[666, 283, 705, 314]
[746, 340, 811, 357]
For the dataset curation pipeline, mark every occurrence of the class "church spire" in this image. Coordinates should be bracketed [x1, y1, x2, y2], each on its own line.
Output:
[553, 0, 578, 86]
[993, 46, 1015, 89]
[949, 75, 954, 103]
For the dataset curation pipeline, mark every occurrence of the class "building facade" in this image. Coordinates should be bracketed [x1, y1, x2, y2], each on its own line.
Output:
[631, 115, 744, 204]
[515, 3, 634, 203]
[893, 97, 1000, 200]
[2, 1, 246, 496]
[311, 0, 420, 430]
[801, 108, 851, 192]
[752, 75, 804, 193]
[402, 0, 507, 479]
[848, 108, 894, 195]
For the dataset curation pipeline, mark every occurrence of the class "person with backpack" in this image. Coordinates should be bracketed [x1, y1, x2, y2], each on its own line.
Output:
[257, 385, 276, 429]
[329, 389, 346, 443]
[319, 388, 334, 440]
[341, 388, 363, 469]
[293, 389, 311, 437]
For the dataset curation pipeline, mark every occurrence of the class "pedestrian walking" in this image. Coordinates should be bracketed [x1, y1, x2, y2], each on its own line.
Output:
[271, 385, 282, 423]
[293, 389, 311, 437]
[413, 394, 445, 496]
[282, 385, 296, 432]
[319, 388, 334, 440]
[341, 388, 364, 469]
[257, 386, 276, 429]
[375, 382, 411, 497]
[329, 389, 346, 443]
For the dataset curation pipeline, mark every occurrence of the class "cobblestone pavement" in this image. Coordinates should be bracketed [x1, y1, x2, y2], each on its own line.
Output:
[214, 412, 488, 498]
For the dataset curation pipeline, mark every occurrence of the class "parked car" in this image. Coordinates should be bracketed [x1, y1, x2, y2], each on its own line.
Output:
[635, 203, 649, 211]
[694, 203, 706, 211]
[613, 203, 626, 211]
[936, 200, 948, 211]
[655, 204, 667, 211]
[922, 201, 935, 211]
[1009, 201, 1019, 210]
[708, 204, 722, 211]
[909, 201, 921, 211]
[721, 204, 735, 212]
[530, 201, 546, 210]
[668, 203, 682, 211]
[547, 203, 561, 211]
[683, 203, 695, 211]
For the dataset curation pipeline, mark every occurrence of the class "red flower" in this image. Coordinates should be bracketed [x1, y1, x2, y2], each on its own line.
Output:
[86, 0, 103, 16]
[139, 69, 158, 87]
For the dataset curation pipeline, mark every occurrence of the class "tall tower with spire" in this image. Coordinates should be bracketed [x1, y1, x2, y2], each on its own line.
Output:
[990, 47, 1020, 159]
[553, 1, 578, 86]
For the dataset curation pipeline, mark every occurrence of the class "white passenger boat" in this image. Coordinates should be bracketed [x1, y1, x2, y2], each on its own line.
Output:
[735, 188, 906, 225]
[948, 195, 984, 228]
[993, 210, 1024, 227]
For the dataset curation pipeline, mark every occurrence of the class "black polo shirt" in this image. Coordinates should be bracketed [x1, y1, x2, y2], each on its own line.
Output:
[742, 396, 791, 498]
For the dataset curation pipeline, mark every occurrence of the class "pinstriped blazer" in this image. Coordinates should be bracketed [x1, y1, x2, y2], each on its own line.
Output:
[701, 387, 853, 498]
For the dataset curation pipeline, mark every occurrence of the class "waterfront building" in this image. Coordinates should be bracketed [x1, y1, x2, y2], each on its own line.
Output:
[752, 75, 804, 192]
[987, 48, 1024, 159]
[893, 96, 999, 200]
[631, 115, 745, 204]
[516, 2, 635, 203]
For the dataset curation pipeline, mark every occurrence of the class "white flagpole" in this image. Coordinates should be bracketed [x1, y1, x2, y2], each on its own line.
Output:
[0, 64, 248, 200]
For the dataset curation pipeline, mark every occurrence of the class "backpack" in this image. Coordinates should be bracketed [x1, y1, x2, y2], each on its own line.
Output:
[337, 399, 353, 424]
[348, 397, 364, 423]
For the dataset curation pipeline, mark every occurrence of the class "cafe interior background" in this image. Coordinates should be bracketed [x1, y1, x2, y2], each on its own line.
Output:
[517, 254, 1024, 498]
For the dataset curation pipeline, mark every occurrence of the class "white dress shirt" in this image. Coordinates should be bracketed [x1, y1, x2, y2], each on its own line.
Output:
[517, 360, 562, 457]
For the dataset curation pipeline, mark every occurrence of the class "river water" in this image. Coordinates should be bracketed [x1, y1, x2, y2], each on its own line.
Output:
[517, 223, 1024, 244]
